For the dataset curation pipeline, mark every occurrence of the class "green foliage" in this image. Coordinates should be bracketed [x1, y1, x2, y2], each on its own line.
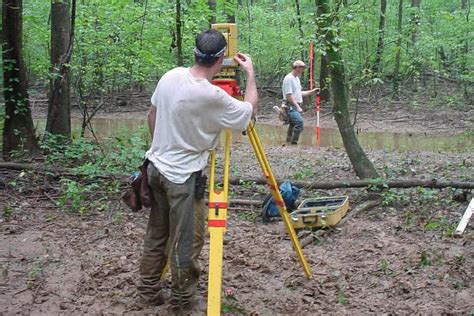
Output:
[221, 292, 246, 314]
[19, 0, 472, 97]
[57, 179, 98, 215]
[382, 190, 409, 206]
[377, 258, 393, 275]
[42, 129, 148, 215]
[337, 289, 347, 305]
[419, 251, 432, 267]
[42, 128, 148, 176]
[2, 205, 13, 219]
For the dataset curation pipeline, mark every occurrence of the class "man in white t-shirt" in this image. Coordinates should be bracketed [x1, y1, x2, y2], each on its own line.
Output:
[137, 29, 258, 313]
[282, 60, 317, 144]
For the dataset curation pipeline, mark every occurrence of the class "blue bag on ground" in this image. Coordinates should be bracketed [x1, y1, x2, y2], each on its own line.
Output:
[262, 181, 300, 221]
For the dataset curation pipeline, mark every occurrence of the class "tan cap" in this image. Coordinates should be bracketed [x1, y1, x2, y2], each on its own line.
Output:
[292, 60, 306, 68]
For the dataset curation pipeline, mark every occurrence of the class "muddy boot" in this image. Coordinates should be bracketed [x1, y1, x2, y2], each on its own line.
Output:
[168, 296, 206, 315]
[136, 280, 170, 307]
[168, 266, 201, 314]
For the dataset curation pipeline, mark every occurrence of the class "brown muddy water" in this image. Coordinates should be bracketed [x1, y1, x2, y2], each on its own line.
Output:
[35, 117, 473, 153]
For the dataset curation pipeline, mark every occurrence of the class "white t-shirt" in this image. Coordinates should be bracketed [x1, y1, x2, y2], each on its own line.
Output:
[282, 73, 303, 103]
[145, 67, 252, 184]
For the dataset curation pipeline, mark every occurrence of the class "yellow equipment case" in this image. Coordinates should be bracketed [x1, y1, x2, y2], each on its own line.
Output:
[290, 196, 349, 229]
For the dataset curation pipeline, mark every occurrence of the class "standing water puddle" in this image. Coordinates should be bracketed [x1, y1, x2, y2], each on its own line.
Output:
[35, 117, 473, 153]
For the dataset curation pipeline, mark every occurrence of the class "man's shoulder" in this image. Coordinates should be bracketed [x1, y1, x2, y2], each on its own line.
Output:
[283, 73, 293, 81]
[161, 67, 188, 81]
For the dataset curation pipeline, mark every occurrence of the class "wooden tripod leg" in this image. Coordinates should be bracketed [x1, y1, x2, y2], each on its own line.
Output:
[247, 124, 313, 279]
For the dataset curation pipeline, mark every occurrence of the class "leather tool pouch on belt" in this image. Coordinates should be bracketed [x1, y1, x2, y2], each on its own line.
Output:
[194, 171, 207, 200]
[122, 159, 153, 211]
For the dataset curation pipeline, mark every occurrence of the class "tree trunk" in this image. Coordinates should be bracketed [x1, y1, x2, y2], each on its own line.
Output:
[227, 177, 474, 190]
[316, 1, 330, 103]
[1, 0, 39, 159]
[176, 0, 183, 66]
[372, 0, 387, 75]
[295, 0, 305, 60]
[392, 0, 404, 100]
[410, 0, 421, 47]
[319, 54, 331, 104]
[315, 0, 379, 179]
[461, 0, 470, 99]
[207, 0, 216, 25]
[46, 0, 73, 139]
[410, 0, 421, 91]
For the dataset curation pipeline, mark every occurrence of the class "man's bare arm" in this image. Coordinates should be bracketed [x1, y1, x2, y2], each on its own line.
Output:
[234, 53, 258, 117]
[302, 88, 318, 97]
[147, 105, 156, 138]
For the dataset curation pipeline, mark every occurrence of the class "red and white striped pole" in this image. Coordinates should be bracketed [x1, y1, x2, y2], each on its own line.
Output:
[316, 87, 321, 145]
[309, 41, 321, 145]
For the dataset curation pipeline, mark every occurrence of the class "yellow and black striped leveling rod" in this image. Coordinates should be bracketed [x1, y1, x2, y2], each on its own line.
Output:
[207, 23, 312, 316]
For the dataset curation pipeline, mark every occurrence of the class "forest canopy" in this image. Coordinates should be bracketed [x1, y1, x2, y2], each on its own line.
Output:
[11, 0, 473, 92]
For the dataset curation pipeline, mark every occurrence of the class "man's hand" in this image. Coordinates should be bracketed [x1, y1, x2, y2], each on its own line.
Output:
[234, 53, 254, 75]
[234, 52, 258, 117]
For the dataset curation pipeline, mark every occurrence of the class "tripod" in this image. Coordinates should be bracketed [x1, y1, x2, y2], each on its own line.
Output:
[207, 121, 313, 315]
[206, 23, 312, 315]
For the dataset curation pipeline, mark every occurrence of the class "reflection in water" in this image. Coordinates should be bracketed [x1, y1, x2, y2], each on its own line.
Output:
[34, 117, 473, 153]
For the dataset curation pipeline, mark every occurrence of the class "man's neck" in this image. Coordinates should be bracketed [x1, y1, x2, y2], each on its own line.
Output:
[189, 65, 215, 82]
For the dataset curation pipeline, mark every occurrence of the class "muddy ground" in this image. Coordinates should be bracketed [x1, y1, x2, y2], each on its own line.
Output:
[1, 140, 473, 315]
[2, 86, 474, 314]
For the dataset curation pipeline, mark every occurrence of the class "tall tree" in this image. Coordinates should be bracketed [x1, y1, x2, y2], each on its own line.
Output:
[410, 0, 421, 47]
[2, 0, 39, 159]
[295, 0, 305, 60]
[460, 0, 470, 98]
[46, 0, 75, 139]
[410, 0, 421, 91]
[392, 0, 404, 99]
[319, 55, 331, 104]
[315, 0, 331, 103]
[176, 0, 183, 66]
[315, 0, 379, 179]
[372, 0, 387, 75]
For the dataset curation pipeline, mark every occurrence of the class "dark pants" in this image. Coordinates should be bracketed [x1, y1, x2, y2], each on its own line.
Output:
[286, 107, 304, 144]
[138, 163, 206, 308]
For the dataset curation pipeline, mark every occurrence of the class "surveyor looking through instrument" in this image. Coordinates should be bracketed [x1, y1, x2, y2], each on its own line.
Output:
[282, 60, 318, 145]
[137, 29, 258, 314]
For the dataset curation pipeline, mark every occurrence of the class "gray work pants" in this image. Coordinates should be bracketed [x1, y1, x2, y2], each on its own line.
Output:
[138, 163, 207, 309]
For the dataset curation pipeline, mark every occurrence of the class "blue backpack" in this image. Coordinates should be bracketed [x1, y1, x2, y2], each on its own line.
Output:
[262, 181, 300, 222]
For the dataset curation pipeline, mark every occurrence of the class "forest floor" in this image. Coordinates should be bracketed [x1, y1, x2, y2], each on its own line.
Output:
[2, 88, 473, 314]
[1, 144, 473, 314]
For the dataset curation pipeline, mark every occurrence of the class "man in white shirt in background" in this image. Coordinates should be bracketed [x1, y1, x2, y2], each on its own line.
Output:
[138, 29, 258, 314]
[282, 60, 317, 145]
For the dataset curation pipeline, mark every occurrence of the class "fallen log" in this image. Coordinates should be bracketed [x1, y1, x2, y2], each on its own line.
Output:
[339, 199, 382, 226]
[2, 162, 473, 190]
[229, 177, 474, 190]
[0, 162, 57, 173]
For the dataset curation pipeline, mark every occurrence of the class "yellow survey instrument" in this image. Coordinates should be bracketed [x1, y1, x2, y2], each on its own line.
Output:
[211, 23, 238, 78]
